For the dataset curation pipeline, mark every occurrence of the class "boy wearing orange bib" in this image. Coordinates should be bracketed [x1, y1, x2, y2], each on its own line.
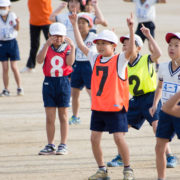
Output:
[69, 12, 135, 180]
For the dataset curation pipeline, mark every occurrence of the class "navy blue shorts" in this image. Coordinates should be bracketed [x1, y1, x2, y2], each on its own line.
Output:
[71, 61, 92, 90]
[0, 39, 20, 61]
[43, 76, 71, 107]
[135, 21, 155, 42]
[128, 92, 161, 130]
[90, 110, 128, 134]
[156, 110, 180, 141]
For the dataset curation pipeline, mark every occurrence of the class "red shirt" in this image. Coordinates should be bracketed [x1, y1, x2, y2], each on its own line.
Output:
[43, 44, 73, 77]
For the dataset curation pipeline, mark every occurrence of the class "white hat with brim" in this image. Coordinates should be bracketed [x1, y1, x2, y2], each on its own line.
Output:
[166, 32, 180, 43]
[120, 34, 143, 48]
[93, 30, 118, 45]
[49, 22, 67, 36]
[0, 0, 11, 7]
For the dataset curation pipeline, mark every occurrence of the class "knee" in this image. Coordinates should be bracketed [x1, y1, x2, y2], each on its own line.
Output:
[91, 134, 100, 146]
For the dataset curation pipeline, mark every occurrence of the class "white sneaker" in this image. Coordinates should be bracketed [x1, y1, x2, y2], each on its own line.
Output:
[17, 88, 24, 96]
[20, 67, 35, 73]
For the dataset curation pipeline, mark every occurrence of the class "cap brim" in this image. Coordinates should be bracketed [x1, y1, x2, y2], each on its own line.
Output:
[166, 33, 180, 43]
[93, 38, 117, 45]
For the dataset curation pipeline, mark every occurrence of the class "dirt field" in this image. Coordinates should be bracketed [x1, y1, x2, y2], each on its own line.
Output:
[0, 0, 180, 180]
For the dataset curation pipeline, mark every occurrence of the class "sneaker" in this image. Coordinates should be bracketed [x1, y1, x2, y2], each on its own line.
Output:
[20, 67, 35, 73]
[123, 168, 134, 180]
[17, 88, 24, 96]
[0, 89, 10, 97]
[69, 115, 81, 125]
[88, 169, 110, 180]
[166, 155, 178, 168]
[107, 154, 123, 167]
[39, 144, 56, 155]
[56, 144, 68, 155]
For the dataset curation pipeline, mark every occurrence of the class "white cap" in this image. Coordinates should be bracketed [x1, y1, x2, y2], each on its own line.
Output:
[0, 0, 11, 7]
[49, 22, 67, 36]
[120, 34, 143, 48]
[93, 30, 118, 45]
[166, 32, 180, 43]
[78, 13, 93, 27]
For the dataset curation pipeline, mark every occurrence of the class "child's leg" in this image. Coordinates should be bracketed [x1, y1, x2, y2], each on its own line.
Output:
[152, 121, 172, 156]
[86, 88, 91, 98]
[91, 130, 104, 166]
[45, 107, 56, 144]
[113, 132, 130, 166]
[155, 137, 169, 179]
[71, 87, 81, 117]
[10, 61, 21, 88]
[58, 107, 69, 144]
[2, 61, 9, 89]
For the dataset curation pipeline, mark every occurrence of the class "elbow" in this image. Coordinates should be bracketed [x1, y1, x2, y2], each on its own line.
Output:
[36, 57, 43, 64]
[49, 15, 55, 22]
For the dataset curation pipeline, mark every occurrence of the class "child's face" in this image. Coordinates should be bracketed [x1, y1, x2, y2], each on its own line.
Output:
[51, 35, 65, 48]
[168, 38, 180, 61]
[85, 1, 93, 13]
[0, 6, 9, 16]
[122, 39, 140, 53]
[68, 0, 80, 13]
[78, 18, 91, 35]
[96, 40, 116, 57]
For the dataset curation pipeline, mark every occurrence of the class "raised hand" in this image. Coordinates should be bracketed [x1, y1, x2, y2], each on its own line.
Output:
[140, 24, 151, 38]
[126, 12, 134, 30]
[69, 11, 78, 26]
[65, 37, 75, 48]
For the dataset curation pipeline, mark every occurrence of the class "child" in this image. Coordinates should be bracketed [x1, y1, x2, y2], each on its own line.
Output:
[49, 0, 85, 44]
[84, 0, 108, 33]
[36, 22, 75, 155]
[107, 26, 177, 169]
[123, 0, 166, 53]
[69, 12, 135, 180]
[69, 13, 97, 125]
[0, 0, 23, 96]
[149, 32, 180, 180]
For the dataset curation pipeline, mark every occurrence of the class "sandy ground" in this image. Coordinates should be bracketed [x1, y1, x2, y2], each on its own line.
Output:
[0, 0, 180, 180]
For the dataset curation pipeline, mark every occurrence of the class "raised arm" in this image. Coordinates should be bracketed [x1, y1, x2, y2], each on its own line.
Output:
[92, 0, 108, 27]
[69, 12, 89, 56]
[123, 0, 133, 2]
[36, 36, 55, 64]
[49, 2, 67, 22]
[125, 13, 135, 60]
[140, 24, 162, 63]
[157, 0, 166, 3]
[162, 91, 180, 118]
[65, 37, 75, 66]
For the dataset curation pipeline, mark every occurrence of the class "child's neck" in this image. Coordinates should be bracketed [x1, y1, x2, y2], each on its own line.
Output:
[172, 58, 180, 70]
[81, 32, 88, 40]
[1, 15, 8, 21]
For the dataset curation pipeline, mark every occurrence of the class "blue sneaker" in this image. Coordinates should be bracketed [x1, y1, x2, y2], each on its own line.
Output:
[107, 154, 123, 167]
[166, 155, 178, 168]
[69, 116, 81, 125]
[39, 144, 56, 155]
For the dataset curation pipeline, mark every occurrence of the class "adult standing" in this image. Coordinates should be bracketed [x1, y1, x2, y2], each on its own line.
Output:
[20, 0, 52, 73]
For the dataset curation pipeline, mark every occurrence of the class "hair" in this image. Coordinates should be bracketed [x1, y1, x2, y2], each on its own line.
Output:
[65, 0, 85, 12]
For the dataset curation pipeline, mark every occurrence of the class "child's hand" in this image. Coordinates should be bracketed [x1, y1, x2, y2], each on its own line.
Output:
[16, 17, 20, 25]
[65, 37, 75, 48]
[69, 11, 77, 26]
[126, 13, 134, 30]
[46, 36, 56, 47]
[59, 1, 67, 9]
[92, 0, 98, 6]
[140, 24, 151, 38]
[149, 105, 156, 117]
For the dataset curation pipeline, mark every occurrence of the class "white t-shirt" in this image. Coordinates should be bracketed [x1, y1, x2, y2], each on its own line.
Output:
[159, 61, 180, 104]
[87, 51, 128, 80]
[133, 0, 157, 23]
[0, 12, 18, 41]
[56, 12, 76, 44]
[76, 32, 97, 61]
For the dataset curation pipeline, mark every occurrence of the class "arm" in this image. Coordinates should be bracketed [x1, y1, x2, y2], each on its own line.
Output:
[69, 12, 89, 56]
[125, 13, 135, 60]
[92, 0, 108, 27]
[49, 2, 67, 22]
[65, 37, 75, 66]
[14, 17, 20, 31]
[123, 0, 133, 2]
[162, 91, 180, 118]
[157, 0, 166, 3]
[36, 36, 55, 64]
[149, 80, 163, 117]
[140, 24, 162, 63]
